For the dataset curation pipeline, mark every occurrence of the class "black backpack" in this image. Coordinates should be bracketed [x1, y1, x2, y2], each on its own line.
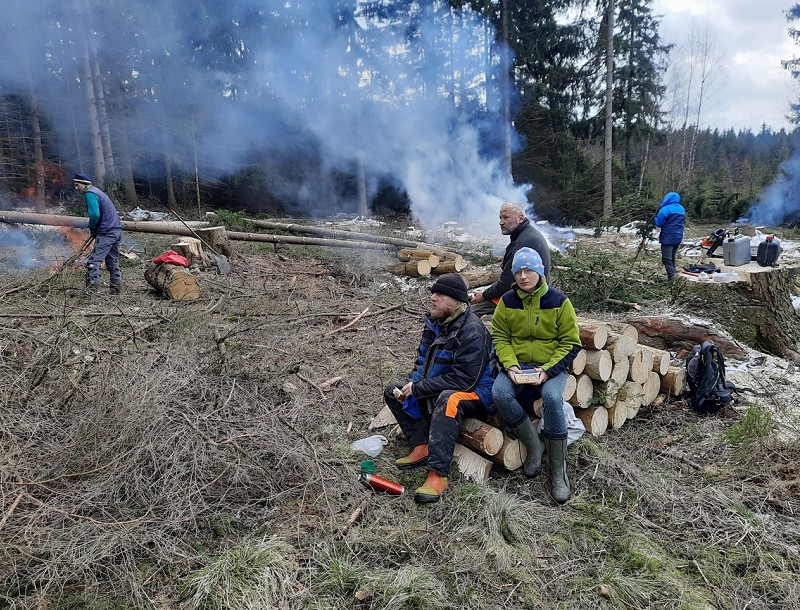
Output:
[685, 341, 750, 414]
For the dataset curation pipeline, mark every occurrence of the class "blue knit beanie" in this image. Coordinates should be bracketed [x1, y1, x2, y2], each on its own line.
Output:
[512, 247, 544, 275]
[73, 173, 92, 184]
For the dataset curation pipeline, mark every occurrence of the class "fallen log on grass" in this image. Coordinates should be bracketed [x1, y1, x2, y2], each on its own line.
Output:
[0, 210, 400, 252]
[144, 262, 201, 301]
[245, 218, 422, 248]
[388, 260, 431, 277]
[461, 265, 501, 289]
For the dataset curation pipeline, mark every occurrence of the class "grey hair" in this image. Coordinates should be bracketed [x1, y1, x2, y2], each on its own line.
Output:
[500, 201, 526, 216]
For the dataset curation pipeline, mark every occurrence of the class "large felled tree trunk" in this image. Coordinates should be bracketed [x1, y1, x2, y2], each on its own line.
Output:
[671, 268, 800, 362]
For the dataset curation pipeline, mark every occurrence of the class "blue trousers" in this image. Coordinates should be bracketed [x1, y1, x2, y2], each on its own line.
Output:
[661, 244, 678, 279]
[86, 230, 122, 287]
[492, 370, 568, 439]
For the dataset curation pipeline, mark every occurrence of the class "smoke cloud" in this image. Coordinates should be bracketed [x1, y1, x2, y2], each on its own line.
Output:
[1, 0, 530, 231]
[747, 152, 800, 226]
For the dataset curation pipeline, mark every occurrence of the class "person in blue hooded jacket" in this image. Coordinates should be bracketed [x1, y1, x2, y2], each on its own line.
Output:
[384, 273, 494, 504]
[654, 192, 686, 280]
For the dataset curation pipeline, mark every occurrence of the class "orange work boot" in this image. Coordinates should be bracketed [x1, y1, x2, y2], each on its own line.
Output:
[395, 444, 429, 471]
[414, 471, 448, 504]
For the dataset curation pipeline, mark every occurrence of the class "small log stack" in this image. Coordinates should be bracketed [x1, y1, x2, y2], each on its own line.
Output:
[564, 319, 685, 436]
[388, 245, 467, 278]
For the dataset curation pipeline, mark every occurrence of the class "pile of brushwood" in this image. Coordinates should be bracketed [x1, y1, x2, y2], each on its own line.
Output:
[1, 228, 800, 610]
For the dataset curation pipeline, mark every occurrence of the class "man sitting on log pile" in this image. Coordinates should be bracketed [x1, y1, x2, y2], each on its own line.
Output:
[471, 202, 551, 317]
[384, 274, 495, 504]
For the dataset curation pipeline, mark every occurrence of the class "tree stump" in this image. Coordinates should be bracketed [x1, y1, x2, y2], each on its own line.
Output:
[172, 236, 210, 269]
[194, 226, 233, 257]
[671, 266, 800, 361]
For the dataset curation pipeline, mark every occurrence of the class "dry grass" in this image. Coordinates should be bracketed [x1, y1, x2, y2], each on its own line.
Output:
[1, 231, 799, 609]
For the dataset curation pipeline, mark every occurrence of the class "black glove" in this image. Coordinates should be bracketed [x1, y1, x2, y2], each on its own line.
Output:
[90, 229, 97, 238]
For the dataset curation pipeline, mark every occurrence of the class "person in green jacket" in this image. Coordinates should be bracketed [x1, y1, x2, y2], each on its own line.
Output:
[490, 247, 581, 503]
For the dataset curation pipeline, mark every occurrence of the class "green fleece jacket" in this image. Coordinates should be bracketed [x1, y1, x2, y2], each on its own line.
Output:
[491, 278, 581, 377]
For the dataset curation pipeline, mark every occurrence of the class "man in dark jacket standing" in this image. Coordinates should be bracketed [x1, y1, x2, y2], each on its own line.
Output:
[73, 173, 123, 294]
[654, 191, 686, 280]
[385, 274, 494, 504]
[471, 202, 551, 316]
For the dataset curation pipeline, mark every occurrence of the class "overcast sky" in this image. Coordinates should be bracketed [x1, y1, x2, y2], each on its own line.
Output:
[653, 0, 798, 132]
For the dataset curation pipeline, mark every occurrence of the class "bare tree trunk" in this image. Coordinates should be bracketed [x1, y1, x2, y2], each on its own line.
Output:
[685, 26, 721, 196]
[91, 51, 115, 176]
[162, 129, 176, 211]
[499, 0, 513, 177]
[356, 157, 368, 218]
[79, 39, 106, 185]
[191, 111, 202, 213]
[603, 0, 614, 219]
[117, 118, 139, 208]
[27, 92, 45, 203]
[23, 48, 45, 203]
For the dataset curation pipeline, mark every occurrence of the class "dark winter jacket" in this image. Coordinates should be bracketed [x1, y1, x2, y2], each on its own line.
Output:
[654, 192, 685, 246]
[402, 306, 495, 419]
[483, 218, 551, 301]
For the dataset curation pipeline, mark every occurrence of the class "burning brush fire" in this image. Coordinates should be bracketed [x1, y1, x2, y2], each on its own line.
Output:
[0, 224, 92, 272]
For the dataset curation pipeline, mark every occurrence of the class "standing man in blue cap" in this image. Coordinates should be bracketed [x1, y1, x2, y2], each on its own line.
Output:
[654, 192, 686, 280]
[73, 173, 123, 294]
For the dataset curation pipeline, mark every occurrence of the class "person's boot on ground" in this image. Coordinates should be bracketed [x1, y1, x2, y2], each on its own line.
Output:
[545, 434, 571, 504]
[395, 444, 428, 470]
[512, 417, 545, 477]
[414, 470, 448, 504]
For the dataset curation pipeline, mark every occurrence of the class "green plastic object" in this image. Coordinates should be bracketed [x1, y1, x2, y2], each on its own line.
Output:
[360, 460, 375, 474]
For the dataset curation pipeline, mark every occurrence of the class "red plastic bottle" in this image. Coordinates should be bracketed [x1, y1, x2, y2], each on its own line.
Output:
[359, 473, 405, 495]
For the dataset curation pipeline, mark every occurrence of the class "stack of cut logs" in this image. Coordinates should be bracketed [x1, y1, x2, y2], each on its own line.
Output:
[369, 317, 687, 483]
[559, 318, 684, 436]
[388, 245, 467, 277]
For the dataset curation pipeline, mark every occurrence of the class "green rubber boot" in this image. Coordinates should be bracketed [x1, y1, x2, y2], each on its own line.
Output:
[513, 418, 545, 478]
[545, 435, 571, 504]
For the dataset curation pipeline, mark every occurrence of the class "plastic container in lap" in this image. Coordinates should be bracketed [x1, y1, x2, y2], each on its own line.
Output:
[515, 369, 541, 384]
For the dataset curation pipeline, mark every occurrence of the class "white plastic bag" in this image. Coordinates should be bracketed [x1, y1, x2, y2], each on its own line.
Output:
[536, 402, 586, 445]
[350, 435, 388, 457]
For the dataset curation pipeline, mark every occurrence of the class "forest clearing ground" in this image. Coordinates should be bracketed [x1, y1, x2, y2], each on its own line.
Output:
[0, 222, 799, 609]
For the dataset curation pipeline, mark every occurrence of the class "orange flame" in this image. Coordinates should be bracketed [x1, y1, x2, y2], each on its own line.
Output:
[58, 226, 88, 249]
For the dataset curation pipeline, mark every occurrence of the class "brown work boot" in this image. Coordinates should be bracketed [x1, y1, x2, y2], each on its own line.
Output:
[395, 444, 429, 470]
[414, 471, 448, 504]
